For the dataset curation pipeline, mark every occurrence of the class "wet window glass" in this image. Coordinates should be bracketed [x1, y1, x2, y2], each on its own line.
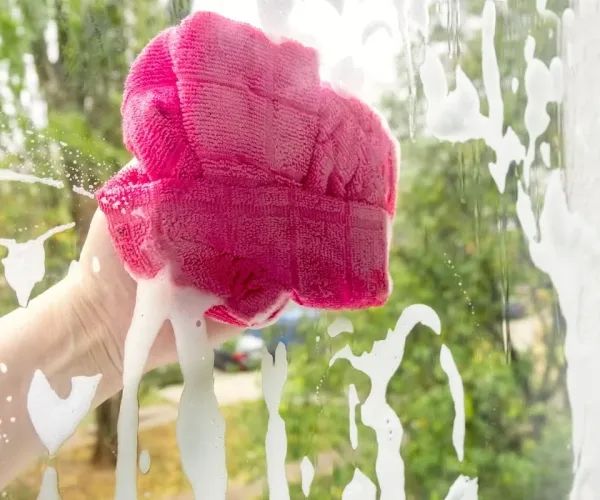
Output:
[0, 0, 592, 499]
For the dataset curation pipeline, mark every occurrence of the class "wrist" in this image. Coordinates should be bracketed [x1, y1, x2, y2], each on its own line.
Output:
[64, 272, 125, 397]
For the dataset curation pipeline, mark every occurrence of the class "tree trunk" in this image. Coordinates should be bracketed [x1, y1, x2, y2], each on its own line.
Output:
[93, 392, 122, 466]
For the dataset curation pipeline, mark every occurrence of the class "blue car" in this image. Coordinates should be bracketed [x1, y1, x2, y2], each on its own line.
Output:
[253, 306, 319, 354]
[214, 307, 318, 371]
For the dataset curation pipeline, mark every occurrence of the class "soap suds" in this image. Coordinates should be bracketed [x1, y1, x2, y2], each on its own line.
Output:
[0, 364, 7, 374]
[71, 185, 94, 199]
[341, 468, 377, 500]
[519, 170, 600, 498]
[440, 344, 465, 462]
[0, 169, 63, 189]
[421, 2, 526, 194]
[522, 35, 561, 186]
[420, 49, 487, 143]
[348, 383, 359, 450]
[115, 273, 172, 500]
[36, 467, 60, 500]
[327, 317, 354, 337]
[549, 57, 564, 103]
[169, 288, 226, 499]
[540, 142, 551, 167]
[300, 456, 314, 497]
[481, 2, 503, 140]
[0, 223, 75, 307]
[262, 343, 290, 500]
[27, 370, 101, 456]
[331, 304, 441, 500]
[139, 450, 151, 475]
[444, 475, 479, 500]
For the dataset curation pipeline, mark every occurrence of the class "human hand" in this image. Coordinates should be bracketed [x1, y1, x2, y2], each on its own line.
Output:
[76, 208, 245, 383]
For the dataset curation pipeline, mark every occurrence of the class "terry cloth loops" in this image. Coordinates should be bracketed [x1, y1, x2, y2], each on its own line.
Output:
[97, 11, 399, 327]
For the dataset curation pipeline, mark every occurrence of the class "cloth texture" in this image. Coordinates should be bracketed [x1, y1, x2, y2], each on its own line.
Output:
[97, 11, 399, 327]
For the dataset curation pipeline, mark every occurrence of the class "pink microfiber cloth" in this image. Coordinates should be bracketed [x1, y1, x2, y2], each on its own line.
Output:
[96, 11, 399, 328]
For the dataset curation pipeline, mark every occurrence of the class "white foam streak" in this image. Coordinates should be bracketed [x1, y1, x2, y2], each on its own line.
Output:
[440, 344, 465, 462]
[523, 36, 559, 186]
[0, 169, 63, 188]
[327, 317, 354, 337]
[170, 289, 227, 499]
[481, 2, 503, 139]
[331, 304, 440, 500]
[72, 185, 94, 198]
[421, 52, 487, 143]
[27, 370, 101, 455]
[300, 456, 314, 497]
[421, 2, 526, 194]
[517, 171, 600, 497]
[139, 450, 151, 475]
[341, 468, 377, 500]
[36, 467, 60, 500]
[262, 343, 290, 500]
[115, 275, 171, 500]
[444, 475, 479, 500]
[0, 223, 75, 307]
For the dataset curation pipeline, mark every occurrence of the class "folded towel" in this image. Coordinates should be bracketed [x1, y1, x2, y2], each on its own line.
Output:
[96, 11, 399, 327]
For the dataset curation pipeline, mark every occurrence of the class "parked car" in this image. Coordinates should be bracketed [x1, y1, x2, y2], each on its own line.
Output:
[213, 306, 318, 371]
[213, 332, 265, 372]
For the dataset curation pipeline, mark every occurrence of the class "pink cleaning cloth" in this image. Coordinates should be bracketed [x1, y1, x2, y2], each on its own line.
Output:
[96, 11, 399, 328]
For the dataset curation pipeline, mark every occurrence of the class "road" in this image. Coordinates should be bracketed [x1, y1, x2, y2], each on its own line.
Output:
[159, 370, 262, 406]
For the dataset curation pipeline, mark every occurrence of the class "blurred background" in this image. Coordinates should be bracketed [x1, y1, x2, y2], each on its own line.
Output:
[0, 0, 572, 498]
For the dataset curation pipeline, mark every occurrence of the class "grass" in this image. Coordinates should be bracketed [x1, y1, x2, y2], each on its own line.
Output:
[4, 394, 349, 499]
[4, 400, 269, 499]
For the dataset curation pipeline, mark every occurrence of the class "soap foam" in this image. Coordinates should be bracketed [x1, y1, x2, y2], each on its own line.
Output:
[115, 273, 172, 500]
[440, 344, 465, 462]
[0, 223, 75, 307]
[331, 304, 441, 500]
[170, 288, 227, 499]
[27, 370, 101, 456]
[341, 468, 377, 500]
[300, 456, 314, 497]
[262, 343, 290, 500]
